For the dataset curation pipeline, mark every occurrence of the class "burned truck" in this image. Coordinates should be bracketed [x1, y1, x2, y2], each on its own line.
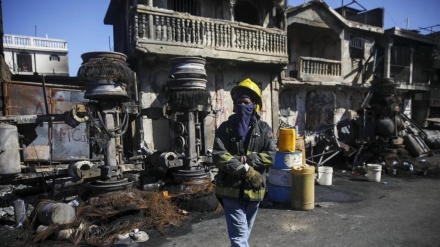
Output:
[341, 77, 432, 173]
[0, 52, 213, 197]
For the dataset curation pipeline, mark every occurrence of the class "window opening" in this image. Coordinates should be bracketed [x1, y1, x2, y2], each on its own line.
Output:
[234, 1, 259, 25]
[168, 0, 200, 16]
[17, 53, 32, 72]
[49, 54, 60, 61]
[349, 36, 365, 59]
[391, 46, 410, 66]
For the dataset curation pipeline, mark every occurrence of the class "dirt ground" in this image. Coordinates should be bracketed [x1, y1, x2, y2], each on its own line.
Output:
[141, 168, 440, 247]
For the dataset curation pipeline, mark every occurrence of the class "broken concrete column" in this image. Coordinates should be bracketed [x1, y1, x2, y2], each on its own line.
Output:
[37, 203, 76, 225]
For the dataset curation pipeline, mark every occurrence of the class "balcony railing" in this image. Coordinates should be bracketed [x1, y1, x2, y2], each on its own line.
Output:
[296, 57, 341, 82]
[128, 6, 288, 63]
[3, 34, 68, 51]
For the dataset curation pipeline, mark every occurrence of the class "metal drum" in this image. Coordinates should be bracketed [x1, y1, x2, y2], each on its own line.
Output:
[77, 51, 134, 100]
[267, 167, 292, 204]
[267, 182, 291, 204]
[0, 124, 21, 175]
[273, 151, 303, 169]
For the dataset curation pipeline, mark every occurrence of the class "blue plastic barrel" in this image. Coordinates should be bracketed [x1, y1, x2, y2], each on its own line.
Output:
[273, 151, 303, 169]
[267, 182, 291, 204]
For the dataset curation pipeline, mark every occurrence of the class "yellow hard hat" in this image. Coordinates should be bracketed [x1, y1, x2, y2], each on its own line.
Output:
[231, 78, 262, 112]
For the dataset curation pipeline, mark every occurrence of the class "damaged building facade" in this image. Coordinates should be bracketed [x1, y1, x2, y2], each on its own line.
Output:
[281, 1, 383, 132]
[281, 0, 439, 133]
[103, 0, 288, 176]
[279, 1, 440, 167]
[103, 0, 288, 149]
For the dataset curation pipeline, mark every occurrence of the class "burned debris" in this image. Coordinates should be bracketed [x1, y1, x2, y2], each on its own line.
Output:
[349, 77, 432, 173]
[303, 77, 437, 177]
[0, 54, 218, 246]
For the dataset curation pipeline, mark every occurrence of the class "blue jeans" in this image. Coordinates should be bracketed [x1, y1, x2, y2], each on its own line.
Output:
[222, 197, 260, 247]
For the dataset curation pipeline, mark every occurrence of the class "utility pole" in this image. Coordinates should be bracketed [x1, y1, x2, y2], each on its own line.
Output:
[406, 17, 409, 30]
[0, 0, 4, 57]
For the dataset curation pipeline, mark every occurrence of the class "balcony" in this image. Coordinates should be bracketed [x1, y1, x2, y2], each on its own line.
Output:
[284, 57, 342, 83]
[391, 65, 432, 91]
[3, 34, 68, 52]
[128, 6, 288, 64]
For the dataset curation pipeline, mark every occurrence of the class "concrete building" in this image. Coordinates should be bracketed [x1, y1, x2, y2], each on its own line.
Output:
[281, 0, 440, 134]
[379, 27, 440, 126]
[104, 0, 289, 152]
[3, 34, 69, 76]
[281, 0, 384, 133]
[102, 0, 440, 154]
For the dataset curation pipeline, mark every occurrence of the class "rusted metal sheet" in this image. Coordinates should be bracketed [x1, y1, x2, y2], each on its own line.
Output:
[51, 89, 87, 114]
[4, 82, 48, 115]
[22, 122, 90, 162]
[3, 81, 85, 115]
[4, 80, 90, 162]
[22, 123, 51, 161]
[52, 122, 89, 161]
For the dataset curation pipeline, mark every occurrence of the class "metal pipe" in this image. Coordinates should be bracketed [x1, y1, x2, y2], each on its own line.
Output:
[4, 80, 83, 89]
[187, 111, 197, 159]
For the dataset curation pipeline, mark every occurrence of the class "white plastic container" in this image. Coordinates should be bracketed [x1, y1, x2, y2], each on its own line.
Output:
[317, 166, 333, 186]
[366, 164, 382, 182]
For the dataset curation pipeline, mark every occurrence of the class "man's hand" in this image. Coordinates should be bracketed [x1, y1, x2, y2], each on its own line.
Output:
[246, 167, 264, 190]
[235, 161, 251, 177]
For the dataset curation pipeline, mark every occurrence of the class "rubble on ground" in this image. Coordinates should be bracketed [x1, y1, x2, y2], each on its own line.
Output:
[0, 182, 217, 247]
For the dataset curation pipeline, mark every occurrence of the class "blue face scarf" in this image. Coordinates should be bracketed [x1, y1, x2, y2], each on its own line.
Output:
[235, 103, 255, 140]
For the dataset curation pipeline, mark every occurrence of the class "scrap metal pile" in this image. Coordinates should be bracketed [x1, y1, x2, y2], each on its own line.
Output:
[0, 54, 218, 246]
[304, 77, 436, 176]
[5, 182, 216, 247]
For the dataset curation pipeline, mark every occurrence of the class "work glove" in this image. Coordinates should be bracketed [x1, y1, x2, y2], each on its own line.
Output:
[234, 164, 248, 177]
[246, 167, 264, 191]
[246, 153, 264, 169]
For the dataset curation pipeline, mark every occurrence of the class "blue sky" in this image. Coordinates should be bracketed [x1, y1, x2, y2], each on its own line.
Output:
[3, 0, 440, 76]
[289, 0, 440, 32]
[3, 0, 112, 76]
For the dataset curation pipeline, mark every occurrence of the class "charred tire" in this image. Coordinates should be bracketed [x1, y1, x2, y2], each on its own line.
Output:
[176, 191, 219, 212]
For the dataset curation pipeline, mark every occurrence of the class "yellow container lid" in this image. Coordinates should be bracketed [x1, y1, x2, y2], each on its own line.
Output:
[292, 165, 315, 175]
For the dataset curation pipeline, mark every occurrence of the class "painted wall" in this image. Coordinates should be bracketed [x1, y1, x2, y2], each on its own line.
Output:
[4, 49, 69, 76]
[278, 84, 364, 134]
